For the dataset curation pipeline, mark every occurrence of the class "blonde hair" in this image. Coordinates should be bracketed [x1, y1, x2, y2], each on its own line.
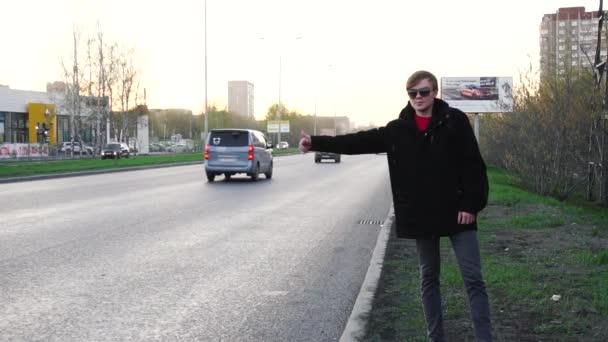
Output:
[406, 70, 438, 91]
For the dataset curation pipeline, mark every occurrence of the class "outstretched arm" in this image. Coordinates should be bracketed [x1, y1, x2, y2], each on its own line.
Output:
[299, 128, 388, 155]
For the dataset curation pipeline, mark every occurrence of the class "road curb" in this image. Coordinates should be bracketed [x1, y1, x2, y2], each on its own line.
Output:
[0, 161, 203, 184]
[340, 205, 394, 342]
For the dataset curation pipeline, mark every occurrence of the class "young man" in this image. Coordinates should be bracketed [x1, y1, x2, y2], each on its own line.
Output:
[299, 70, 492, 341]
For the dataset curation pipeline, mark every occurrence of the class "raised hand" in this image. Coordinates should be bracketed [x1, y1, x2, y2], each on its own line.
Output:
[299, 130, 312, 153]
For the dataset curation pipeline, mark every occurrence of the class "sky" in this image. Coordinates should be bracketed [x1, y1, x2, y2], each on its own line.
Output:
[1, 0, 603, 127]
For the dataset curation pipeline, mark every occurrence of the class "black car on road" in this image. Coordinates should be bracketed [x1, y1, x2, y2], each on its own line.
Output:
[101, 143, 130, 159]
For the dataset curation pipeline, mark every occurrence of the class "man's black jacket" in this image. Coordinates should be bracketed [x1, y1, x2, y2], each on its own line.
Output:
[311, 99, 489, 239]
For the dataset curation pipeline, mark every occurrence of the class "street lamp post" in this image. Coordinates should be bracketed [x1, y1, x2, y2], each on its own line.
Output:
[278, 55, 282, 145]
[329, 64, 337, 135]
[313, 96, 317, 135]
[261, 36, 302, 144]
[204, 0, 209, 144]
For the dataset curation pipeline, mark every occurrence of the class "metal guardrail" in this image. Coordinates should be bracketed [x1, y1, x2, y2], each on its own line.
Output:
[0, 150, 204, 164]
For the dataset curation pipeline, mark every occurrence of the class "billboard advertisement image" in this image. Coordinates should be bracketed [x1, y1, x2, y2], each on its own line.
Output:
[441, 77, 513, 113]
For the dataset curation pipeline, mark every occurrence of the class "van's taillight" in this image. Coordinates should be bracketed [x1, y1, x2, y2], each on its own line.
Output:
[248, 145, 254, 160]
[204, 145, 209, 160]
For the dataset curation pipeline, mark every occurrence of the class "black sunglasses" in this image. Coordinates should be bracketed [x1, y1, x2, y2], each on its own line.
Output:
[407, 87, 432, 98]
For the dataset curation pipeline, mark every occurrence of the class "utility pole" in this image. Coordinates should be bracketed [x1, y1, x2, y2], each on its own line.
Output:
[590, 0, 608, 205]
[602, 112, 608, 204]
[600, 1, 608, 205]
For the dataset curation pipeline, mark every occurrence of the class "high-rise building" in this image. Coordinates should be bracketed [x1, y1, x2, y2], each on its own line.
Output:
[228, 81, 254, 119]
[540, 7, 607, 77]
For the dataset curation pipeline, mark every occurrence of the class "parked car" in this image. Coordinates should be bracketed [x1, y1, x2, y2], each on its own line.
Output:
[60, 141, 94, 155]
[315, 151, 341, 163]
[101, 143, 130, 159]
[128, 142, 138, 154]
[149, 143, 165, 152]
[458, 84, 493, 100]
[276, 141, 289, 149]
[204, 128, 273, 182]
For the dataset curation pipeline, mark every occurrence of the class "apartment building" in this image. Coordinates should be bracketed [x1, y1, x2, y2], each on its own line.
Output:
[540, 7, 608, 77]
[228, 81, 254, 119]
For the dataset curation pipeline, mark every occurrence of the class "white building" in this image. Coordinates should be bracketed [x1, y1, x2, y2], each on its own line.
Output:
[540, 7, 608, 77]
[228, 81, 254, 119]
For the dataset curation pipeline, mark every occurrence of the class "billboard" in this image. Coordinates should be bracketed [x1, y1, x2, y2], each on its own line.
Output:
[267, 120, 290, 133]
[440, 77, 513, 113]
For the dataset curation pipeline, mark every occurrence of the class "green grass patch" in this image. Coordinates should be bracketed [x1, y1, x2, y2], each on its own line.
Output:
[0, 149, 302, 179]
[0, 153, 203, 178]
[505, 212, 565, 230]
[362, 166, 608, 341]
[569, 249, 608, 266]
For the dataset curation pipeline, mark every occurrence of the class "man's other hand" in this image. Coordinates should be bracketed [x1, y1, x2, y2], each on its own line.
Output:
[457, 211, 476, 225]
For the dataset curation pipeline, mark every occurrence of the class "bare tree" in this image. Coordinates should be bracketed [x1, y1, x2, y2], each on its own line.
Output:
[58, 25, 86, 158]
[115, 47, 139, 145]
[56, 24, 142, 156]
[90, 24, 114, 152]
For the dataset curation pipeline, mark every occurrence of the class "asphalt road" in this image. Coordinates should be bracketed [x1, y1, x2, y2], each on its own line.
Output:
[0, 153, 392, 342]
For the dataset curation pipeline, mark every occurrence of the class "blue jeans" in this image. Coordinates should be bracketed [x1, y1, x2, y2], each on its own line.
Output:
[416, 230, 493, 342]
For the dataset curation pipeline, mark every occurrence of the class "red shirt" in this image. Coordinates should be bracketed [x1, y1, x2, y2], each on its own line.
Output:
[415, 114, 431, 132]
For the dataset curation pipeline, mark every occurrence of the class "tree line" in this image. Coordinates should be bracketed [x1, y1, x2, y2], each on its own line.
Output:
[480, 1, 608, 205]
[148, 103, 358, 150]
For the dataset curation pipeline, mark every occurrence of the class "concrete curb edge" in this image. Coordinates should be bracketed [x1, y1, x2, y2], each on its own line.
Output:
[339, 204, 395, 342]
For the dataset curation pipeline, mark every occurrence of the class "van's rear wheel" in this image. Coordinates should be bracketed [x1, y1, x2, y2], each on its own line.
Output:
[264, 163, 273, 179]
[206, 172, 215, 182]
[250, 163, 259, 181]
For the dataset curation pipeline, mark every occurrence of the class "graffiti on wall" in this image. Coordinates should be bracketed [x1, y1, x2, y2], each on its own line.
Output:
[0, 143, 49, 158]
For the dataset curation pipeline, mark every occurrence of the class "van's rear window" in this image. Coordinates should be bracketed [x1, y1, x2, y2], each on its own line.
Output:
[209, 131, 248, 146]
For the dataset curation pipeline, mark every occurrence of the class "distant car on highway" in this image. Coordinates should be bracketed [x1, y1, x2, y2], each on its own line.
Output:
[204, 129, 273, 182]
[276, 141, 289, 149]
[458, 84, 493, 99]
[101, 143, 130, 159]
[315, 151, 341, 163]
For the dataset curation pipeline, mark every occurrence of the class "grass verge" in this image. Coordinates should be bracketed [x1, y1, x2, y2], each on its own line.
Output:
[361, 166, 608, 341]
[0, 148, 300, 179]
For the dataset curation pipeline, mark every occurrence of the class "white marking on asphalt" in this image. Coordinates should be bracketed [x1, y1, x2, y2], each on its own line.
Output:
[262, 291, 289, 296]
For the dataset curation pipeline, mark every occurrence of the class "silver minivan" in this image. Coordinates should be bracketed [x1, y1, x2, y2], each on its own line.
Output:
[204, 129, 273, 182]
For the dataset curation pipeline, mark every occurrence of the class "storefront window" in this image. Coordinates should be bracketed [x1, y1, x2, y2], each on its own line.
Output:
[10, 113, 28, 143]
[59, 116, 70, 142]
